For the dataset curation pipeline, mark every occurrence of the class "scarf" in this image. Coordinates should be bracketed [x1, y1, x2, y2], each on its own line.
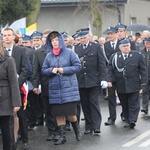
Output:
[53, 48, 60, 56]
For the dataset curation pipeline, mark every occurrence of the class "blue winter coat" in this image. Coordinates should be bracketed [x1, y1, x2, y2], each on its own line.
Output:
[42, 31, 81, 104]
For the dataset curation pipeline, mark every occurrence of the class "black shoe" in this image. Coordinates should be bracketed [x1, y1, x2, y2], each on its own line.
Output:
[54, 136, 66, 145]
[130, 123, 136, 129]
[84, 129, 92, 134]
[22, 143, 30, 149]
[65, 125, 71, 131]
[93, 129, 101, 136]
[120, 112, 125, 121]
[104, 96, 109, 100]
[141, 109, 148, 114]
[28, 126, 34, 131]
[104, 119, 115, 125]
[46, 134, 54, 141]
[35, 121, 44, 126]
[124, 123, 130, 128]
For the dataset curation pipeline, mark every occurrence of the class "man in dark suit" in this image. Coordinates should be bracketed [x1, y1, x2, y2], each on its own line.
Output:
[141, 37, 150, 114]
[2, 28, 29, 149]
[32, 33, 56, 141]
[115, 23, 136, 50]
[107, 39, 147, 129]
[75, 28, 107, 135]
[103, 27, 120, 125]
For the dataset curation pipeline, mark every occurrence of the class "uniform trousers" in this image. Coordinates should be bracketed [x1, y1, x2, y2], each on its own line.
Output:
[117, 91, 140, 123]
[42, 95, 56, 135]
[79, 86, 101, 130]
[142, 81, 150, 111]
[108, 82, 117, 121]
[0, 116, 11, 150]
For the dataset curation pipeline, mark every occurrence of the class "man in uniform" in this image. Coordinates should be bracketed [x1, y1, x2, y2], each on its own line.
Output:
[31, 31, 45, 126]
[75, 28, 107, 135]
[107, 39, 147, 129]
[141, 37, 150, 114]
[103, 27, 120, 125]
[32, 30, 56, 141]
[115, 23, 136, 50]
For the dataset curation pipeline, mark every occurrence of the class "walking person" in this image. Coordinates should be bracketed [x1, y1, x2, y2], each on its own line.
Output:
[141, 37, 150, 114]
[75, 28, 107, 135]
[107, 39, 147, 128]
[0, 38, 21, 150]
[42, 31, 82, 145]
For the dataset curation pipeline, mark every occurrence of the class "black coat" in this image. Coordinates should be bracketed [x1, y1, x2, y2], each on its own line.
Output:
[103, 40, 120, 63]
[75, 42, 107, 88]
[12, 46, 29, 87]
[32, 45, 49, 96]
[141, 48, 150, 81]
[107, 50, 148, 93]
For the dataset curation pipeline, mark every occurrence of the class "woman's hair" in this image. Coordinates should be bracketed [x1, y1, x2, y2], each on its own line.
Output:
[0, 38, 4, 57]
[49, 32, 58, 41]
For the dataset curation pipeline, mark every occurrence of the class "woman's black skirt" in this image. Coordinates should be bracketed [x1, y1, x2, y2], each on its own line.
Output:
[51, 101, 77, 117]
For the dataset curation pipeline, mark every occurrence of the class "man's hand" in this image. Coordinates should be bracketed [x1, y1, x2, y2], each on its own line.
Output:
[14, 107, 20, 112]
[107, 82, 112, 88]
[101, 81, 108, 89]
[33, 88, 40, 94]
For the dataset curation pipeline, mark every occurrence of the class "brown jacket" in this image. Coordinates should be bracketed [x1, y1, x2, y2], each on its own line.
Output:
[0, 52, 21, 116]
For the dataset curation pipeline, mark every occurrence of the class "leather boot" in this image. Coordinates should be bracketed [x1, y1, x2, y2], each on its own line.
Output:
[54, 125, 66, 145]
[71, 121, 82, 141]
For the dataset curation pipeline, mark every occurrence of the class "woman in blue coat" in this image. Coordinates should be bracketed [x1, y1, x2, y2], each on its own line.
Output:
[42, 31, 82, 145]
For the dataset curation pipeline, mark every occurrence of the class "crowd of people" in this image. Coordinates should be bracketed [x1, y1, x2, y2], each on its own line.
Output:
[0, 22, 150, 150]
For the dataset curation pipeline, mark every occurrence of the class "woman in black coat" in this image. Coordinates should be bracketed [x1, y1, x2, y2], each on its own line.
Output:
[0, 39, 21, 150]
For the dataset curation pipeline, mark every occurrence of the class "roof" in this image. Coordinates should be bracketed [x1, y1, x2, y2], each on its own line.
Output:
[41, 0, 128, 7]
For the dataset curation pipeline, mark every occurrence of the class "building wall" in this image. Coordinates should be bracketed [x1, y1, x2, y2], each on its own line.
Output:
[37, 0, 150, 36]
[124, 0, 150, 25]
[37, 6, 91, 35]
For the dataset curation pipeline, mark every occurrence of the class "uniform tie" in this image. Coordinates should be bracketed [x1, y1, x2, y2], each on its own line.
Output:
[112, 43, 115, 49]
[124, 54, 128, 60]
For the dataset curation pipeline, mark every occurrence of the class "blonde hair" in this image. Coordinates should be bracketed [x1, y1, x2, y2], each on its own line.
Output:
[0, 39, 4, 57]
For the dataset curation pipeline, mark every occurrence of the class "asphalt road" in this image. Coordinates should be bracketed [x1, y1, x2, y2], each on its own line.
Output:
[0, 94, 150, 150]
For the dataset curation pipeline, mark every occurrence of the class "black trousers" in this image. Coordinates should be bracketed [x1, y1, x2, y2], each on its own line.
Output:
[42, 95, 56, 135]
[17, 106, 28, 143]
[117, 91, 140, 123]
[36, 93, 44, 124]
[79, 86, 101, 130]
[107, 82, 117, 121]
[27, 91, 38, 127]
[0, 116, 11, 150]
[142, 81, 150, 110]
[17, 93, 28, 143]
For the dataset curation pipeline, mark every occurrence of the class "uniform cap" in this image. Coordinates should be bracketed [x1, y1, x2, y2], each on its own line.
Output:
[72, 32, 80, 40]
[106, 26, 117, 34]
[115, 23, 127, 30]
[31, 31, 43, 39]
[119, 39, 130, 46]
[144, 37, 150, 42]
[61, 32, 69, 41]
[22, 34, 31, 42]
